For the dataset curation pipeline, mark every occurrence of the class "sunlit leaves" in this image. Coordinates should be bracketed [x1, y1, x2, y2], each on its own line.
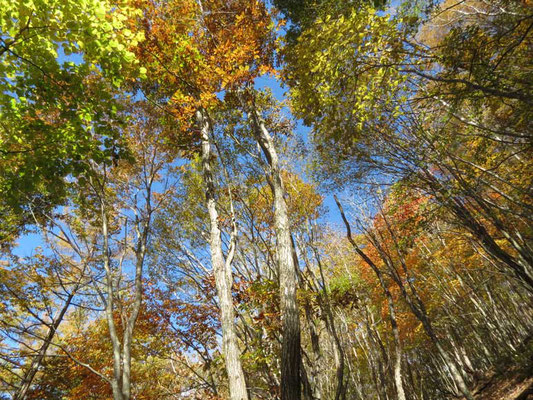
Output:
[0, 0, 145, 246]
[136, 0, 275, 139]
[285, 5, 407, 149]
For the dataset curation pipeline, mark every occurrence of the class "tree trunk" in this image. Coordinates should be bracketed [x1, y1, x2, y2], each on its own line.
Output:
[311, 243, 347, 400]
[389, 291, 407, 400]
[250, 105, 301, 400]
[100, 205, 125, 400]
[334, 196, 405, 400]
[14, 291, 75, 400]
[121, 222, 149, 400]
[197, 109, 249, 400]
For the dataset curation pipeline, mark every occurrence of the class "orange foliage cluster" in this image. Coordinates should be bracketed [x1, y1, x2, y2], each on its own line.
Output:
[134, 0, 275, 138]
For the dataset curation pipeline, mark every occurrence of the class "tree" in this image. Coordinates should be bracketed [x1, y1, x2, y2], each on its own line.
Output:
[2, 1, 533, 399]
[0, 0, 144, 248]
[244, 91, 302, 400]
[0, 253, 90, 398]
[283, 0, 533, 292]
[136, 1, 275, 398]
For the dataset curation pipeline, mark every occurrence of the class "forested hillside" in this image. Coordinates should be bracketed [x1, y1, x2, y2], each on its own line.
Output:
[0, 0, 532, 399]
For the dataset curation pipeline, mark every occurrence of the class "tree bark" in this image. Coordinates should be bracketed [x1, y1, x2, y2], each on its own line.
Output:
[100, 205, 125, 400]
[250, 105, 301, 400]
[197, 109, 249, 400]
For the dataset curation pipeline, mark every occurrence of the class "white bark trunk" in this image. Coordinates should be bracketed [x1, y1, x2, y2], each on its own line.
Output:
[197, 109, 249, 400]
[250, 106, 301, 400]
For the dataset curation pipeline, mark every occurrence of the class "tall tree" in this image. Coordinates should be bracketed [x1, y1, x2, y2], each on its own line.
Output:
[244, 91, 302, 400]
[136, 1, 275, 398]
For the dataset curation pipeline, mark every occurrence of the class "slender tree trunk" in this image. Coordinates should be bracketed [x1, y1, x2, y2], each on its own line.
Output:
[303, 299, 321, 399]
[334, 196, 405, 400]
[101, 205, 125, 400]
[197, 109, 249, 400]
[363, 311, 387, 400]
[121, 223, 149, 400]
[250, 105, 301, 400]
[334, 196, 474, 400]
[389, 292, 407, 400]
[300, 356, 315, 400]
[311, 244, 347, 400]
[14, 291, 76, 400]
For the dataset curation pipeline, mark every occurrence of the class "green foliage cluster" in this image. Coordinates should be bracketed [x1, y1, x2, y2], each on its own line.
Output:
[0, 0, 144, 247]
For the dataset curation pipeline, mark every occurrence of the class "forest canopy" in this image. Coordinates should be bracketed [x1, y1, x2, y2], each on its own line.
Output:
[0, 0, 532, 399]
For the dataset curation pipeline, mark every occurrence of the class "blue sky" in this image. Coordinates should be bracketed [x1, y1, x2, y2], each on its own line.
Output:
[10, 44, 347, 260]
[12, 73, 344, 259]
